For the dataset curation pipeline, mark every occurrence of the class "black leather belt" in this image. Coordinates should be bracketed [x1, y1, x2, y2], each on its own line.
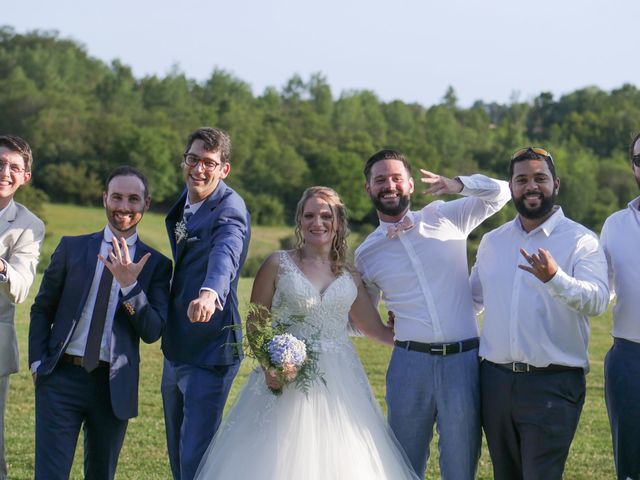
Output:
[61, 353, 109, 369]
[485, 360, 583, 373]
[394, 338, 479, 356]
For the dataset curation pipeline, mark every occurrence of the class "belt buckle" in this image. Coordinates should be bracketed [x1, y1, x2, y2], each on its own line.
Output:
[512, 362, 530, 373]
[431, 344, 447, 356]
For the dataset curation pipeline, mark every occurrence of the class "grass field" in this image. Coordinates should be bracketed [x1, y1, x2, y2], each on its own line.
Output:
[5, 204, 617, 479]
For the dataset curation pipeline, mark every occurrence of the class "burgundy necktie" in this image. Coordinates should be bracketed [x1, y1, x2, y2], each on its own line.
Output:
[83, 265, 113, 372]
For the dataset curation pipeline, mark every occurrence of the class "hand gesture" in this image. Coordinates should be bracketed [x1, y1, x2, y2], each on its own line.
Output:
[98, 237, 150, 288]
[420, 169, 463, 196]
[518, 248, 558, 283]
[187, 290, 220, 323]
[387, 310, 396, 331]
[264, 366, 284, 393]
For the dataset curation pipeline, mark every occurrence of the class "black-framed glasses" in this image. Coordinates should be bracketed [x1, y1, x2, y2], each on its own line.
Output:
[0, 161, 25, 174]
[511, 147, 555, 167]
[632, 155, 640, 168]
[183, 153, 221, 171]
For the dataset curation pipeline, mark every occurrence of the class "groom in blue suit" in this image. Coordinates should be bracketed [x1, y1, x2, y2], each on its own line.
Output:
[29, 166, 172, 480]
[162, 127, 250, 480]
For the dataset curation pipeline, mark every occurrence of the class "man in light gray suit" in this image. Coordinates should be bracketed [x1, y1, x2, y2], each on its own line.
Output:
[0, 135, 44, 480]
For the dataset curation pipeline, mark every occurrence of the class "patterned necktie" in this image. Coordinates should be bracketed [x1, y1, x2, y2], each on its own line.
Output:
[183, 204, 193, 223]
[83, 264, 113, 372]
[387, 215, 414, 239]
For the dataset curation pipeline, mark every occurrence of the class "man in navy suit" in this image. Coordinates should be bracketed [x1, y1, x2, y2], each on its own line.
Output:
[162, 127, 250, 480]
[29, 166, 172, 480]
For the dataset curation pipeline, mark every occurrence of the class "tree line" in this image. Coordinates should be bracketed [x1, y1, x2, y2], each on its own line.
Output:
[2, 26, 640, 236]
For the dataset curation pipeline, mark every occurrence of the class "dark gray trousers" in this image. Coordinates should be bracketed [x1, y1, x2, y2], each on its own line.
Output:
[605, 338, 640, 480]
[481, 360, 585, 480]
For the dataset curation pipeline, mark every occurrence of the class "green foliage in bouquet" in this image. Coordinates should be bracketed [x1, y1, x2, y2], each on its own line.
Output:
[244, 303, 326, 395]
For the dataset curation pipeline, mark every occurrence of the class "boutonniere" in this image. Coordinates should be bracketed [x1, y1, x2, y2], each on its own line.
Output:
[174, 220, 188, 243]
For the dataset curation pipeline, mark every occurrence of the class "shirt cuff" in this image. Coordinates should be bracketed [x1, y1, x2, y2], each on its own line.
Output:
[544, 267, 571, 294]
[200, 288, 223, 311]
[456, 175, 471, 195]
[120, 281, 138, 296]
[31, 360, 41, 374]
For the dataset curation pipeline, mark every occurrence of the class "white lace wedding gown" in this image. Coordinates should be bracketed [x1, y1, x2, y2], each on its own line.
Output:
[195, 251, 418, 480]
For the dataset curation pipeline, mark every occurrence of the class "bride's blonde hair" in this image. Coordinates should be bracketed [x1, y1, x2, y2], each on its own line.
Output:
[294, 186, 350, 276]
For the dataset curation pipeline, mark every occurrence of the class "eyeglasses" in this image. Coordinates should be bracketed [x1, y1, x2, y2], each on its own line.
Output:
[183, 154, 221, 171]
[511, 147, 555, 167]
[0, 161, 26, 174]
[632, 155, 640, 168]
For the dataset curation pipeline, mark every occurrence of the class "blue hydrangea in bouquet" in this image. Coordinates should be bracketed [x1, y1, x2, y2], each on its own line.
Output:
[245, 303, 325, 396]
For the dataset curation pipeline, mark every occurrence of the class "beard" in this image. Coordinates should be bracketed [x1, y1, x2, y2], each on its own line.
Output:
[370, 190, 411, 217]
[107, 209, 143, 235]
[513, 190, 557, 219]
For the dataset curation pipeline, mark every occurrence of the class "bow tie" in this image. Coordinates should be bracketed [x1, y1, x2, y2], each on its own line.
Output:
[387, 216, 414, 239]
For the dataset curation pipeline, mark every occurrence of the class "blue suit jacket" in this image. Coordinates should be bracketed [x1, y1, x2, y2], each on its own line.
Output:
[28, 232, 172, 420]
[163, 180, 250, 367]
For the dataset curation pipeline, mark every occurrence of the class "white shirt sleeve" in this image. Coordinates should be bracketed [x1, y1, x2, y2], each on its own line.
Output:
[544, 235, 610, 316]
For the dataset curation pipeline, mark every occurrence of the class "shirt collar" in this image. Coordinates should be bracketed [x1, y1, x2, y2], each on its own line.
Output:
[103, 225, 138, 246]
[515, 206, 564, 237]
[184, 197, 206, 214]
[378, 211, 414, 228]
[628, 196, 640, 212]
[0, 200, 12, 221]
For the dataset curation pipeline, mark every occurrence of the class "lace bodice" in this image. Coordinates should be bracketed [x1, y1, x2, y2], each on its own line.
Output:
[271, 251, 357, 347]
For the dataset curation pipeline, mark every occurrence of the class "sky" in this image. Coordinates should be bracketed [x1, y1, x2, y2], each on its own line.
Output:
[4, 0, 638, 108]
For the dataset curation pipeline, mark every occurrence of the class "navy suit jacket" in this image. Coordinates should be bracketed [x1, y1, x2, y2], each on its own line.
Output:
[163, 180, 250, 367]
[29, 231, 172, 420]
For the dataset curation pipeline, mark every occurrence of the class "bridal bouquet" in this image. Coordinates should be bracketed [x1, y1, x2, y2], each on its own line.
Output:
[245, 304, 325, 396]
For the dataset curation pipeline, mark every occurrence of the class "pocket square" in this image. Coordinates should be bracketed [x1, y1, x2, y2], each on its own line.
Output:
[123, 303, 135, 315]
[186, 236, 200, 243]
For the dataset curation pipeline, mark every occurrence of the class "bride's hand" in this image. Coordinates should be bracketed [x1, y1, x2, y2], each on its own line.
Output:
[264, 367, 284, 390]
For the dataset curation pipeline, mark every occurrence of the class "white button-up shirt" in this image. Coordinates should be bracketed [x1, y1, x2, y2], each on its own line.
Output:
[66, 226, 138, 362]
[355, 174, 510, 343]
[470, 207, 609, 369]
[600, 196, 640, 343]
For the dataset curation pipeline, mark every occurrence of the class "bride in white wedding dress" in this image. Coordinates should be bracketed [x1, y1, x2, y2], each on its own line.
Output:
[195, 186, 418, 480]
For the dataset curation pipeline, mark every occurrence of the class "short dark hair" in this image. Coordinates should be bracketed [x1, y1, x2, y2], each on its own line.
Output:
[104, 165, 149, 198]
[0, 134, 33, 172]
[629, 132, 640, 160]
[364, 149, 412, 181]
[184, 127, 231, 164]
[508, 147, 557, 181]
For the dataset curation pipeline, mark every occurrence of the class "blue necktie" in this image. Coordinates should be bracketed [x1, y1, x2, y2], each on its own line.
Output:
[183, 204, 193, 223]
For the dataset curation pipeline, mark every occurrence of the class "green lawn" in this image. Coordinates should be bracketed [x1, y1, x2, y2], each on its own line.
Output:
[4, 204, 617, 479]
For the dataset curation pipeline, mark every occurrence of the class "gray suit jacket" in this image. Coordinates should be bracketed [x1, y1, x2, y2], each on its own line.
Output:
[0, 199, 44, 377]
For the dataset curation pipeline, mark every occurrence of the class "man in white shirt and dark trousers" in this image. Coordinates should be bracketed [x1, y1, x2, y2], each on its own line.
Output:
[471, 147, 609, 480]
[600, 132, 640, 480]
[355, 149, 510, 479]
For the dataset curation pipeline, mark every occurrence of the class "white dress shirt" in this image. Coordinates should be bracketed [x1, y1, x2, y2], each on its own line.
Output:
[355, 174, 510, 343]
[600, 196, 640, 343]
[65, 226, 137, 362]
[470, 207, 609, 369]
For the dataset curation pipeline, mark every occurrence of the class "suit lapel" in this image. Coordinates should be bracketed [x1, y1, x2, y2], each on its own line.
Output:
[197, 180, 227, 221]
[76, 232, 104, 318]
[0, 200, 18, 238]
[166, 190, 187, 260]
[133, 238, 151, 284]
[172, 182, 227, 264]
